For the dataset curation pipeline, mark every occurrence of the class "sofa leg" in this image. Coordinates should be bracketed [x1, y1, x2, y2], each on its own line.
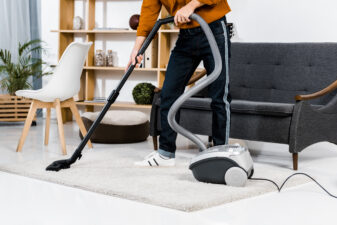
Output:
[292, 153, 298, 170]
[153, 136, 158, 150]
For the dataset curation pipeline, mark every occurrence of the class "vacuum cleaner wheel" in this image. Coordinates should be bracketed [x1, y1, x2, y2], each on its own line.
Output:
[224, 167, 247, 187]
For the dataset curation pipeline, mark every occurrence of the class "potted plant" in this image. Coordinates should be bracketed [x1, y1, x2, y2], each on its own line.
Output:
[0, 39, 50, 122]
[132, 83, 156, 105]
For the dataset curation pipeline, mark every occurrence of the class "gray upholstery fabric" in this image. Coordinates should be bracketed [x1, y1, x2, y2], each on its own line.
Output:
[180, 108, 213, 136]
[289, 101, 337, 153]
[230, 43, 337, 105]
[231, 113, 292, 144]
[231, 100, 294, 116]
[181, 98, 212, 110]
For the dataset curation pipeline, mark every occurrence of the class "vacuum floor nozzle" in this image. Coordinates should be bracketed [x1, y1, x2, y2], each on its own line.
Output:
[46, 159, 72, 171]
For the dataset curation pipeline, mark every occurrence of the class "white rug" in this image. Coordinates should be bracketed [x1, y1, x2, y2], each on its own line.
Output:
[0, 146, 310, 212]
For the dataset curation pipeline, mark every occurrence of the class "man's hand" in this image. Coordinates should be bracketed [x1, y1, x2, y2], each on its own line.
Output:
[125, 36, 146, 71]
[126, 49, 143, 71]
[174, 0, 204, 26]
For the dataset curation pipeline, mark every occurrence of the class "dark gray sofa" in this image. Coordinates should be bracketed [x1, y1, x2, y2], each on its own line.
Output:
[150, 43, 337, 170]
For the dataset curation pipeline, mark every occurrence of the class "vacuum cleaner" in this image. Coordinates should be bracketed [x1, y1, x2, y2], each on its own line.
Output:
[189, 145, 254, 186]
[164, 14, 254, 187]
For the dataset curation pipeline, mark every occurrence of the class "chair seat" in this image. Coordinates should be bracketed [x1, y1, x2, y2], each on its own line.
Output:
[15, 89, 60, 102]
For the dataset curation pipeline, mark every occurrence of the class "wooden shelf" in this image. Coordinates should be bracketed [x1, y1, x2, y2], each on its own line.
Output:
[52, 29, 137, 34]
[84, 66, 158, 72]
[76, 101, 151, 109]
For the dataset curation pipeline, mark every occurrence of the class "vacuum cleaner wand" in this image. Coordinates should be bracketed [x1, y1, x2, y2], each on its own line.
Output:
[46, 16, 175, 172]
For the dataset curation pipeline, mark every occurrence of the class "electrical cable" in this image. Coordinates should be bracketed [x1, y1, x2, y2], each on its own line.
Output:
[250, 172, 337, 198]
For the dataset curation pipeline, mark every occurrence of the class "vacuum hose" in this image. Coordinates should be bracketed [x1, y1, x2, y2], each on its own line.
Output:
[167, 13, 222, 151]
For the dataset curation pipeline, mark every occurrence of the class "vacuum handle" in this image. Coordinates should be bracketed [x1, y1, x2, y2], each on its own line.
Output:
[137, 16, 174, 56]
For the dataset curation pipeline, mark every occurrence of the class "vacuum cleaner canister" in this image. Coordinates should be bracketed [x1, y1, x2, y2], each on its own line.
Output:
[189, 144, 254, 187]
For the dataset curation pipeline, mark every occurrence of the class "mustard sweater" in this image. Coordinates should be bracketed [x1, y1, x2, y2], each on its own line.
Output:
[137, 0, 231, 36]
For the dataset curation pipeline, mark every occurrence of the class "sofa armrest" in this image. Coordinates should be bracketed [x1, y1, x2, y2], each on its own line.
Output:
[155, 69, 207, 92]
[295, 79, 337, 101]
[187, 69, 207, 86]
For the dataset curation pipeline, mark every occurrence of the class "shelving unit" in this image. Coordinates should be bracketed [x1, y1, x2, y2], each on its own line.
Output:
[56, 0, 199, 120]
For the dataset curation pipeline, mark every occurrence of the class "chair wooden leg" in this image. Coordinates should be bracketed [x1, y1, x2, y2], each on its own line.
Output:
[16, 100, 38, 152]
[293, 153, 298, 170]
[44, 108, 51, 145]
[55, 99, 67, 155]
[153, 136, 158, 150]
[69, 100, 93, 149]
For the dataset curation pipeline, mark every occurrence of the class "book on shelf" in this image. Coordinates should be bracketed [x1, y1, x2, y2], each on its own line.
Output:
[144, 38, 158, 69]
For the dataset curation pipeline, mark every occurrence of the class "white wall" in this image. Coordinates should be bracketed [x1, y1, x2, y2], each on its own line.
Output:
[227, 0, 337, 42]
[41, 0, 337, 102]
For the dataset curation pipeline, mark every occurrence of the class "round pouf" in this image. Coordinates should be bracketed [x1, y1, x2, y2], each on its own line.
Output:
[79, 110, 149, 144]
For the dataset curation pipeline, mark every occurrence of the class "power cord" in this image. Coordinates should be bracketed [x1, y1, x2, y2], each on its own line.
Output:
[250, 172, 337, 198]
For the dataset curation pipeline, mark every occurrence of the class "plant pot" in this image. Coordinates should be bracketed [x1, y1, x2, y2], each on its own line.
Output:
[0, 94, 36, 123]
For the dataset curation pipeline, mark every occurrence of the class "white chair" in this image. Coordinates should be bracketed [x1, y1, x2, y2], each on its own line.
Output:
[15, 42, 93, 154]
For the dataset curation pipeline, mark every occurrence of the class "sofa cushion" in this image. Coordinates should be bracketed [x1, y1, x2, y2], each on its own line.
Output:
[231, 100, 294, 116]
[180, 98, 295, 116]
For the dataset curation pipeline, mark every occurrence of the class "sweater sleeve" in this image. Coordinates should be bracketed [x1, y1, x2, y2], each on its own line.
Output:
[198, 0, 221, 5]
[137, 0, 162, 37]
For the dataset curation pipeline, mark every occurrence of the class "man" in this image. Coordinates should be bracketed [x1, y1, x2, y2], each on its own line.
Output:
[126, 0, 231, 167]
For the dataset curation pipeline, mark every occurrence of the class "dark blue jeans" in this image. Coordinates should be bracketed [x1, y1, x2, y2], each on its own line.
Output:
[158, 16, 231, 158]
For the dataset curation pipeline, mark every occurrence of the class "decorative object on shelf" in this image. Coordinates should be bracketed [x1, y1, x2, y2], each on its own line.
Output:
[106, 50, 116, 67]
[73, 16, 84, 30]
[80, 110, 149, 143]
[94, 49, 105, 66]
[132, 83, 156, 105]
[129, 14, 140, 30]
